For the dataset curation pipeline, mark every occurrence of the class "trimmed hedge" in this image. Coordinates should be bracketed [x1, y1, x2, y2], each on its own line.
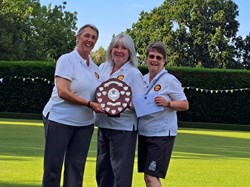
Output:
[0, 61, 55, 114]
[140, 66, 250, 125]
[0, 61, 249, 125]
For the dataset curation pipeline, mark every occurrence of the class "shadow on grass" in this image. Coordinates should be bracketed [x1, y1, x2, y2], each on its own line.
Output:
[174, 132, 250, 159]
[0, 123, 249, 159]
[0, 183, 40, 187]
[0, 182, 41, 187]
[0, 124, 98, 158]
[0, 124, 44, 157]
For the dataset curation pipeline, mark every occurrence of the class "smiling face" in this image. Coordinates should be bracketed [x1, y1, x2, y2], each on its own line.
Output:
[146, 49, 165, 75]
[76, 26, 98, 58]
[111, 41, 130, 66]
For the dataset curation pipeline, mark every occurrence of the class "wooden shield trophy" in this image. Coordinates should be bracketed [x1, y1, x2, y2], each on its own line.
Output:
[96, 78, 132, 116]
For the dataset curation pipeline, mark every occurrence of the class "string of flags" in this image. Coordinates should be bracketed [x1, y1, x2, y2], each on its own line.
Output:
[184, 86, 249, 93]
[0, 76, 249, 93]
[0, 76, 53, 85]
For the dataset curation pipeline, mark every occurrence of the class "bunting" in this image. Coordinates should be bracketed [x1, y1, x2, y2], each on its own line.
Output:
[0, 76, 249, 93]
[184, 86, 249, 93]
[0, 76, 53, 85]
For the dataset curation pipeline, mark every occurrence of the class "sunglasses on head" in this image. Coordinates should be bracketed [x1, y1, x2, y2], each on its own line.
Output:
[148, 54, 163, 60]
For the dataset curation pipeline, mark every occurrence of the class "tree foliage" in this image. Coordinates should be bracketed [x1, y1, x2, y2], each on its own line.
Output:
[91, 46, 106, 64]
[234, 34, 250, 69]
[0, 0, 77, 61]
[126, 0, 248, 69]
[1, 0, 249, 68]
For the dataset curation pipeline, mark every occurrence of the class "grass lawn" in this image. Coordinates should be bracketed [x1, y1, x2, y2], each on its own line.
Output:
[0, 118, 249, 187]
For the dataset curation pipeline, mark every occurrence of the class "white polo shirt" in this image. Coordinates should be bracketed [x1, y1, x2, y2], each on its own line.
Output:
[42, 48, 102, 126]
[138, 69, 187, 136]
[95, 61, 144, 131]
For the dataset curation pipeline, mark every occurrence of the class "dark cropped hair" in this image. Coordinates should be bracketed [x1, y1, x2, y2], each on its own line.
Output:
[146, 41, 167, 60]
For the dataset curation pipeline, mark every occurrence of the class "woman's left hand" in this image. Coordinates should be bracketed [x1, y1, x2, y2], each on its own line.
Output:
[154, 96, 170, 107]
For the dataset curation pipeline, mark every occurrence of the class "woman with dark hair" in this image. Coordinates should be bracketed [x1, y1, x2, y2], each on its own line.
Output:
[137, 41, 189, 187]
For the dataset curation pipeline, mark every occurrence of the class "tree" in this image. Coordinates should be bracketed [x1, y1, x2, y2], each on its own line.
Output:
[234, 34, 250, 69]
[91, 46, 106, 64]
[0, 0, 32, 60]
[126, 0, 242, 68]
[242, 34, 250, 69]
[0, 0, 77, 61]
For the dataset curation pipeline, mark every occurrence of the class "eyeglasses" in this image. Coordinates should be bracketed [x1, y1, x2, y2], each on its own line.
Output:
[148, 54, 163, 61]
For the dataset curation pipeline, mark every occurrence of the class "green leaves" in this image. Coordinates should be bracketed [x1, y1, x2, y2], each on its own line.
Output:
[0, 0, 77, 61]
[126, 0, 245, 69]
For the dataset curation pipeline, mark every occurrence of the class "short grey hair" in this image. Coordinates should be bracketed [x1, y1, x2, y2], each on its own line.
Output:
[76, 24, 99, 39]
[146, 41, 167, 60]
[106, 33, 139, 67]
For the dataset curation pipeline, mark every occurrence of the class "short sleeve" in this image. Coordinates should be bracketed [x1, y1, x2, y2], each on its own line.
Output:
[168, 77, 187, 101]
[128, 70, 145, 97]
[55, 55, 74, 81]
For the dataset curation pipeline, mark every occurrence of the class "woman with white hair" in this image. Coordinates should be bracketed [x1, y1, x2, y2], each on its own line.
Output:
[95, 33, 144, 187]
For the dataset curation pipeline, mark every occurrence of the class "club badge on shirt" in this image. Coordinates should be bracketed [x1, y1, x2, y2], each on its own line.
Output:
[117, 75, 124, 81]
[94, 72, 100, 79]
[154, 84, 161, 91]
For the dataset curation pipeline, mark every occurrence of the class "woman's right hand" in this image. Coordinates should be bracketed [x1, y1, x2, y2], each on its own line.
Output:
[89, 102, 105, 113]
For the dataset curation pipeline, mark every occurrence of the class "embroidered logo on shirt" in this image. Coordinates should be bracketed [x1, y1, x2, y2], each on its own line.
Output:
[117, 75, 124, 80]
[148, 161, 156, 171]
[154, 84, 161, 91]
[94, 72, 100, 79]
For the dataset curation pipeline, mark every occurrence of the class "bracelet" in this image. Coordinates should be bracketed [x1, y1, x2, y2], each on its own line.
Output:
[168, 101, 171, 107]
[87, 101, 91, 108]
